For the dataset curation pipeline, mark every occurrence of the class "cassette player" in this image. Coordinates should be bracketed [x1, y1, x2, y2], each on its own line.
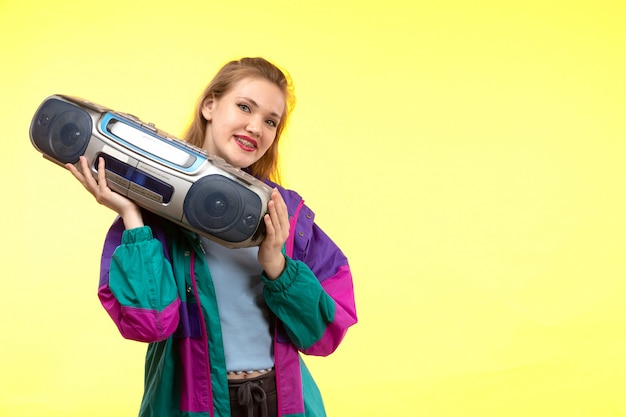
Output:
[29, 94, 272, 248]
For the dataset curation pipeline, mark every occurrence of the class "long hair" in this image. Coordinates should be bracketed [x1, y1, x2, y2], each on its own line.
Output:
[182, 57, 295, 183]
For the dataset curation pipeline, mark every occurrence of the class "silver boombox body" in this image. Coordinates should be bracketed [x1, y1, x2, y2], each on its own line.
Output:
[29, 94, 272, 248]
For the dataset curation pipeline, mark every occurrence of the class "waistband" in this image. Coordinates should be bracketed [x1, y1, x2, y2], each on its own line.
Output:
[228, 369, 277, 417]
[227, 367, 274, 380]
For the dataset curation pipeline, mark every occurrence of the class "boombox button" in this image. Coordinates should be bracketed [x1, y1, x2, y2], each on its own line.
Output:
[129, 183, 164, 204]
[142, 122, 157, 132]
[105, 171, 131, 189]
[121, 112, 139, 121]
[242, 214, 257, 229]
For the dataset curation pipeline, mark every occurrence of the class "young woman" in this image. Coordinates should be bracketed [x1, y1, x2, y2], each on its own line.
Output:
[68, 57, 357, 417]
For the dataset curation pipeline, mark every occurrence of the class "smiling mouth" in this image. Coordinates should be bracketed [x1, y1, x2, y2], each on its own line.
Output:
[234, 135, 257, 151]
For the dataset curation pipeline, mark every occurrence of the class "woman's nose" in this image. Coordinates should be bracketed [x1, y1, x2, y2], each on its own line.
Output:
[246, 117, 262, 137]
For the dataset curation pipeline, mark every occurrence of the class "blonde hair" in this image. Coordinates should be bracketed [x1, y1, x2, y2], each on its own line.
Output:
[182, 57, 295, 183]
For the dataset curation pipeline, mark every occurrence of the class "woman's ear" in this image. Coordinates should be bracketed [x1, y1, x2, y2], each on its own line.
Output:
[201, 97, 214, 121]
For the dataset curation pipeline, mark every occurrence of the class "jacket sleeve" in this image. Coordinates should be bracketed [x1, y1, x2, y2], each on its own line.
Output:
[98, 218, 181, 342]
[263, 216, 357, 356]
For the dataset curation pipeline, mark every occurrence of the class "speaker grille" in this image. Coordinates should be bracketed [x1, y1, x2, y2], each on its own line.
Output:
[30, 98, 92, 164]
[183, 175, 263, 243]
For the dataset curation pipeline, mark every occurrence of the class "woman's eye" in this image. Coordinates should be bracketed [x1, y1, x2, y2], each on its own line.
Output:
[265, 119, 277, 127]
[238, 103, 250, 112]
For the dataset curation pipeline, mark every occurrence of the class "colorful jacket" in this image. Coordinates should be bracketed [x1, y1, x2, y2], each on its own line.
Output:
[97, 183, 358, 417]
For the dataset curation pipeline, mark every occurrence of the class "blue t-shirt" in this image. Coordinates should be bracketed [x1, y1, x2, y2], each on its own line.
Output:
[201, 237, 274, 373]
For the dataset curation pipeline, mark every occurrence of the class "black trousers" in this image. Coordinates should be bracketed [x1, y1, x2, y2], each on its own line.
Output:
[228, 370, 277, 417]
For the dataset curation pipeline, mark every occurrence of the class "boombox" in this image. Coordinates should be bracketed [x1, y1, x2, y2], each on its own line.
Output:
[29, 94, 272, 248]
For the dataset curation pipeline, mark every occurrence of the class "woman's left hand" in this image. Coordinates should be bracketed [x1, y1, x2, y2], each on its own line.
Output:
[258, 188, 290, 280]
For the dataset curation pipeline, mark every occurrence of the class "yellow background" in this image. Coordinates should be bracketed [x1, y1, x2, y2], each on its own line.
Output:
[1, 0, 626, 415]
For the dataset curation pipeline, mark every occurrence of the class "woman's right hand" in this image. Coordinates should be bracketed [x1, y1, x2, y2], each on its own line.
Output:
[66, 156, 144, 229]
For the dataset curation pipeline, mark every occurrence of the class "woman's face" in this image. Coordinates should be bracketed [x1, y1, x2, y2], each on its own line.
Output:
[201, 77, 285, 169]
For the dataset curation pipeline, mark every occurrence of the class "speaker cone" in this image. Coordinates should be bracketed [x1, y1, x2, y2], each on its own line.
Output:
[184, 175, 262, 243]
[30, 98, 92, 164]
